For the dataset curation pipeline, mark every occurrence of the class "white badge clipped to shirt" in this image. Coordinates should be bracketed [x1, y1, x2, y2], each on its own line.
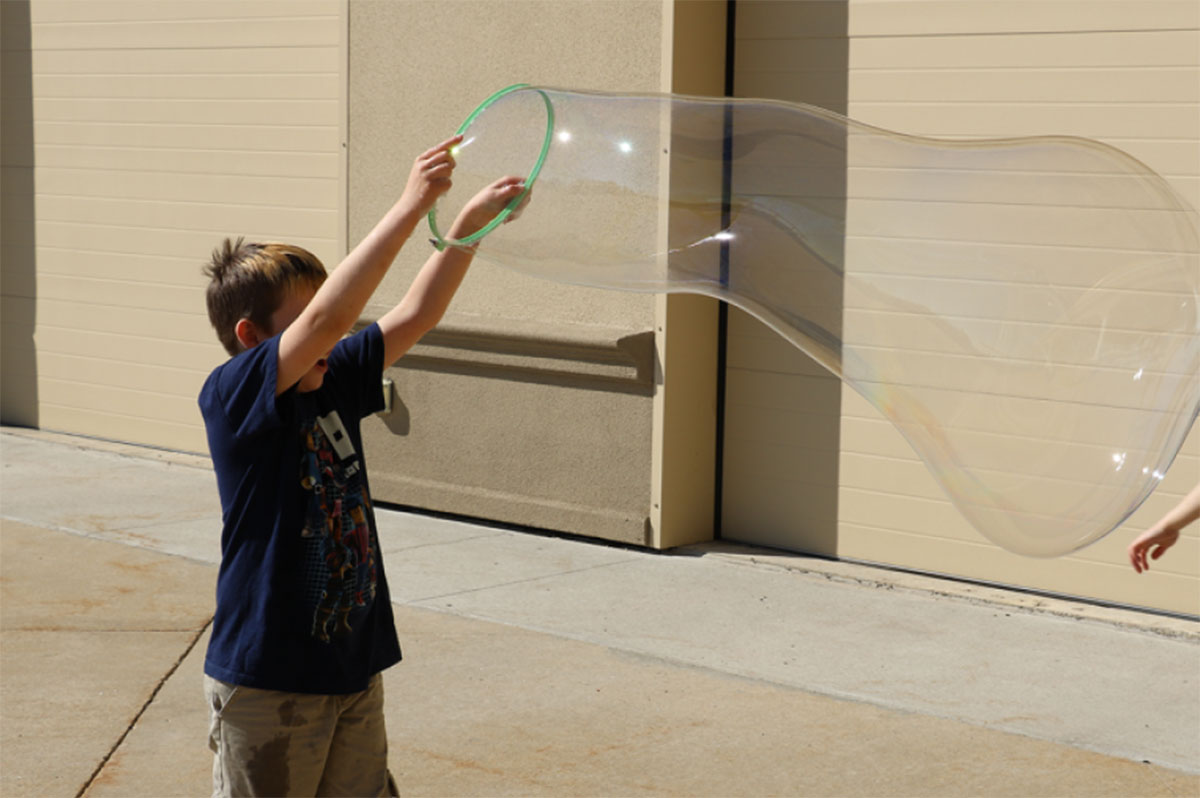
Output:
[317, 410, 356, 462]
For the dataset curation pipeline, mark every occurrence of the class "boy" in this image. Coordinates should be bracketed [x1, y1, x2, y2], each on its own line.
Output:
[199, 134, 525, 797]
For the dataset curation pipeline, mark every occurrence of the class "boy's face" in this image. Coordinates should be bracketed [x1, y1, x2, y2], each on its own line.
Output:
[269, 284, 328, 393]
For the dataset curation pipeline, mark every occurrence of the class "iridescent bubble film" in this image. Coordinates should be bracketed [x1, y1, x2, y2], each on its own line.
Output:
[430, 85, 1200, 557]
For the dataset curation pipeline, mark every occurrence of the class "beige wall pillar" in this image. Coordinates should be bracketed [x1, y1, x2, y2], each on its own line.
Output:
[650, 0, 727, 548]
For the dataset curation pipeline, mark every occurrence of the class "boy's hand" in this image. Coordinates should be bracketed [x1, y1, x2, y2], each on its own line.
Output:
[401, 135, 461, 216]
[447, 176, 530, 241]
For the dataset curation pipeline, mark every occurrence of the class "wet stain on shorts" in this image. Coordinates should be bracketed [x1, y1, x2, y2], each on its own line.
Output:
[278, 698, 308, 727]
[247, 733, 291, 796]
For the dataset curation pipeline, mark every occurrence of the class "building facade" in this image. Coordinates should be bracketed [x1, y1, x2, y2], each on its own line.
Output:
[2, 0, 1197, 614]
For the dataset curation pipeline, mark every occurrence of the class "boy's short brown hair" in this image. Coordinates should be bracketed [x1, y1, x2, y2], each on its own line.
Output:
[203, 238, 327, 355]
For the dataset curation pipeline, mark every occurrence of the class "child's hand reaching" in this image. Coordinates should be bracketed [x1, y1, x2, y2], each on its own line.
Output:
[1128, 482, 1200, 573]
[447, 176, 530, 242]
[401, 136, 462, 216]
[1128, 525, 1180, 574]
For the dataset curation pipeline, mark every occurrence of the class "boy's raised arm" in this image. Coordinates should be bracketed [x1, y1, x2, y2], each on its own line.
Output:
[273, 136, 461, 395]
[378, 176, 527, 368]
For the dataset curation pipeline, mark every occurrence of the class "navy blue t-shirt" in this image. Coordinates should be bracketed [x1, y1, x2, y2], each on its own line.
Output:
[198, 323, 401, 694]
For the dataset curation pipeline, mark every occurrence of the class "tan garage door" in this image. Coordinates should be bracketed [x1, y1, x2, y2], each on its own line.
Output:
[721, 0, 1199, 615]
[1, 0, 345, 453]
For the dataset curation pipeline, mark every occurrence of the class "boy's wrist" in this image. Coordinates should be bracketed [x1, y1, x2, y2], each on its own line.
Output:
[446, 211, 490, 242]
[444, 227, 482, 250]
[446, 223, 480, 241]
[394, 194, 427, 222]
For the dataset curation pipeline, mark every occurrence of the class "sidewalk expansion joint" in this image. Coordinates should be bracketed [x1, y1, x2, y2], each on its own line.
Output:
[16, 627, 206, 634]
[679, 546, 1200, 641]
[76, 617, 213, 798]
[401, 557, 638, 606]
[1, 514, 220, 568]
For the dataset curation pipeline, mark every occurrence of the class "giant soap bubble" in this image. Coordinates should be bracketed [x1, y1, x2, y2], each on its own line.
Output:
[429, 84, 1200, 557]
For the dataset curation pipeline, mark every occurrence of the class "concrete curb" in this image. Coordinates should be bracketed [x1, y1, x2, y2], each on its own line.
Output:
[683, 542, 1200, 641]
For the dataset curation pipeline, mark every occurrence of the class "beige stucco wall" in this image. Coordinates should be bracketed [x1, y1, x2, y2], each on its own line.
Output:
[348, 0, 672, 543]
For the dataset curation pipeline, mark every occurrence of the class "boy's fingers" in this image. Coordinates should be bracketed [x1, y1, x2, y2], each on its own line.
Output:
[483, 175, 521, 190]
[1128, 544, 1143, 572]
[422, 150, 455, 169]
[420, 135, 463, 159]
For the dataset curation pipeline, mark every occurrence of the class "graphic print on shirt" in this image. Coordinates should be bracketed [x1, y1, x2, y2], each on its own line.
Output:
[299, 410, 378, 643]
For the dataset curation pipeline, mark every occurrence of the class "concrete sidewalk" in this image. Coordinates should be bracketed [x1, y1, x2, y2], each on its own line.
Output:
[1, 427, 1198, 797]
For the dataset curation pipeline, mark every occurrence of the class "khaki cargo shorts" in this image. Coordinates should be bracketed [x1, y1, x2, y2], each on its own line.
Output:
[205, 674, 399, 797]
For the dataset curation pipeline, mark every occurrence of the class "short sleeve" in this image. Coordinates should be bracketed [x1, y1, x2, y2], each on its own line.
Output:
[198, 336, 288, 441]
[326, 323, 387, 419]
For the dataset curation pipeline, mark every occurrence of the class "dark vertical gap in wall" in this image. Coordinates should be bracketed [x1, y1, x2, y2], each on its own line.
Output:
[712, 0, 737, 540]
[0, 0, 40, 428]
[713, 2, 848, 555]
[829, 1, 849, 557]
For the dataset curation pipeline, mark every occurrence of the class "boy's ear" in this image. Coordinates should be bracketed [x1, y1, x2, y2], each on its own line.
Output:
[234, 317, 263, 351]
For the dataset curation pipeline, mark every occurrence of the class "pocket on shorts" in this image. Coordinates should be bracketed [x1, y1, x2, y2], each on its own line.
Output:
[204, 676, 234, 755]
[205, 676, 244, 717]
